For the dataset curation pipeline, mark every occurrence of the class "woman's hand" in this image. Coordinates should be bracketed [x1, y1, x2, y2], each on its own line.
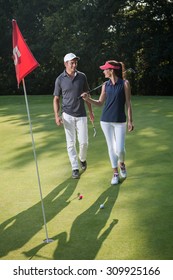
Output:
[128, 121, 134, 132]
[81, 92, 90, 100]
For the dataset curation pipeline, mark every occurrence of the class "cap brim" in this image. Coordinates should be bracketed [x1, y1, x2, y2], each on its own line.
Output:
[71, 56, 80, 61]
[100, 65, 108, 70]
[100, 63, 120, 70]
[64, 56, 80, 62]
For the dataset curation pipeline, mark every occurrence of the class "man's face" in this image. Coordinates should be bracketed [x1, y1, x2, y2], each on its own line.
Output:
[65, 59, 78, 73]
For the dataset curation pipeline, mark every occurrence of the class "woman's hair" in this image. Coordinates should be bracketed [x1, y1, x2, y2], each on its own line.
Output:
[107, 60, 126, 79]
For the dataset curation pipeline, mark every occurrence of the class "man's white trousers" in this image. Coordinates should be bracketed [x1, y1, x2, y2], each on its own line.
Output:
[62, 112, 88, 170]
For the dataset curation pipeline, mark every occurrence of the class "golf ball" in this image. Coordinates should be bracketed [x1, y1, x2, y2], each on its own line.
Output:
[100, 204, 104, 209]
[79, 195, 83, 200]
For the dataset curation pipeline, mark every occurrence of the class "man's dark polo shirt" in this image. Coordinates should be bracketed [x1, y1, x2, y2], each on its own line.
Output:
[53, 70, 89, 117]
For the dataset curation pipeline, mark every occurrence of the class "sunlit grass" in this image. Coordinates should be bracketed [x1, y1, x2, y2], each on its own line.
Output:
[0, 95, 173, 260]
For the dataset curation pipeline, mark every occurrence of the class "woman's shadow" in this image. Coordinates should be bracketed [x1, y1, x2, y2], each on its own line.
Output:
[25, 184, 120, 260]
[0, 177, 78, 259]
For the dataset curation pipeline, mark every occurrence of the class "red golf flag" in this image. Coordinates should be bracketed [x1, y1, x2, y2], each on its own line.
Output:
[12, 19, 39, 86]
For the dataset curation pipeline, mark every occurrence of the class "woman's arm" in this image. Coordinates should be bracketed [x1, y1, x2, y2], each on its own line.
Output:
[81, 83, 106, 107]
[124, 80, 134, 132]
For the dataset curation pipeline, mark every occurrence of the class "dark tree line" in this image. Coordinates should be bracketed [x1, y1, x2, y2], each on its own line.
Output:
[0, 0, 173, 95]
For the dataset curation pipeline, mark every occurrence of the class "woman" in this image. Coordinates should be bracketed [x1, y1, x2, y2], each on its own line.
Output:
[81, 60, 134, 184]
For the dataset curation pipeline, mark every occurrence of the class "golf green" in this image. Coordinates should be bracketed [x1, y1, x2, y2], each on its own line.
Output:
[0, 95, 173, 260]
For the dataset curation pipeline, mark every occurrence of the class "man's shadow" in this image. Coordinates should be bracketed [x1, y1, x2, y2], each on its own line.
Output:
[25, 184, 120, 260]
[0, 177, 78, 258]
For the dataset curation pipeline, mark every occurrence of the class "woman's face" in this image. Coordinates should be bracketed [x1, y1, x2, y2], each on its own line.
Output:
[103, 69, 113, 78]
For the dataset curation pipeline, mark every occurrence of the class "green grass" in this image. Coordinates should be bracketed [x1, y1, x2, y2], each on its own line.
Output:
[0, 95, 173, 260]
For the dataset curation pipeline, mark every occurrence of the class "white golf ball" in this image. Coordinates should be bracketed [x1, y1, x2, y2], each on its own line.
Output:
[100, 204, 104, 209]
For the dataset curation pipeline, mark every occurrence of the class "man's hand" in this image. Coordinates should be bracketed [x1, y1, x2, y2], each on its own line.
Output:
[55, 116, 63, 126]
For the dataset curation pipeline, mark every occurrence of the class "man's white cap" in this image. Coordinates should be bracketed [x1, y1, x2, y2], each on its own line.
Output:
[64, 53, 80, 62]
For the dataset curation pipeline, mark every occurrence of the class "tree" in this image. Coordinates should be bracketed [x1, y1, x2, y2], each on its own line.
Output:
[0, 0, 173, 95]
[110, 0, 173, 95]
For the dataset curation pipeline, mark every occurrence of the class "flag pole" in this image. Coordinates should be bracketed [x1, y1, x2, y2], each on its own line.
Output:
[22, 79, 53, 244]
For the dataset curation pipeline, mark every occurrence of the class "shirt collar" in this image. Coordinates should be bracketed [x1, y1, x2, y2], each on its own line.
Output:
[63, 70, 78, 77]
[107, 78, 122, 86]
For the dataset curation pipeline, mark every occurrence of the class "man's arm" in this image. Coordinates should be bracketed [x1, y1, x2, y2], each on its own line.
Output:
[53, 95, 63, 126]
[85, 100, 94, 122]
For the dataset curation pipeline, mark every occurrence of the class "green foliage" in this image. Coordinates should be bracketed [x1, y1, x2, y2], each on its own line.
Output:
[0, 0, 173, 95]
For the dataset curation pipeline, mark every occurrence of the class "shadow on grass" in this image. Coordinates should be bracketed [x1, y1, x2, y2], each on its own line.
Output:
[0, 177, 78, 259]
[24, 183, 121, 260]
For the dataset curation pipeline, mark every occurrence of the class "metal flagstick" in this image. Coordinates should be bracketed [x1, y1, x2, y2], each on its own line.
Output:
[22, 79, 53, 244]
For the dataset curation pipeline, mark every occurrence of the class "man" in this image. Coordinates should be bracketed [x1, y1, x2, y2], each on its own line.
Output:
[53, 53, 94, 179]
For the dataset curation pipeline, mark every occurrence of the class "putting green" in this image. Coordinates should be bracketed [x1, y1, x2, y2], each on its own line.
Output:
[0, 95, 173, 260]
